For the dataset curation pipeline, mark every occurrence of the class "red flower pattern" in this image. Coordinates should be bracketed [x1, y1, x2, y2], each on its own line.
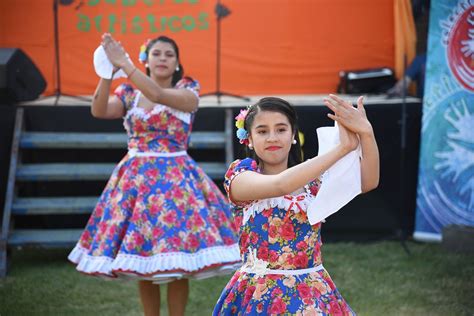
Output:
[70, 79, 240, 281]
[214, 159, 354, 315]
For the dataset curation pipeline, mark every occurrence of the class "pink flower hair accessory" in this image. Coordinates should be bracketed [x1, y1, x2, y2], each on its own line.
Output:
[235, 107, 251, 145]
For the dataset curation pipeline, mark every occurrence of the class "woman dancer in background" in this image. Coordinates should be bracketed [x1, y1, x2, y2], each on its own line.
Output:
[69, 33, 240, 316]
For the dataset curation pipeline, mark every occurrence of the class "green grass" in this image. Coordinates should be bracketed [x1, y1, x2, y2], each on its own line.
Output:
[1, 241, 473, 316]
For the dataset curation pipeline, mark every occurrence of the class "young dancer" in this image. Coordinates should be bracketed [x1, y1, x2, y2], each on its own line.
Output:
[213, 96, 379, 315]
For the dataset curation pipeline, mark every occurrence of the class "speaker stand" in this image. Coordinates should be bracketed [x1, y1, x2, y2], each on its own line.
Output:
[397, 54, 411, 255]
[200, 1, 250, 105]
[41, 0, 92, 106]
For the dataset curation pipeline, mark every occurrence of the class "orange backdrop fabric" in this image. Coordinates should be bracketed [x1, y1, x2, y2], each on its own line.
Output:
[0, 0, 395, 96]
[394, 0, 417, 79]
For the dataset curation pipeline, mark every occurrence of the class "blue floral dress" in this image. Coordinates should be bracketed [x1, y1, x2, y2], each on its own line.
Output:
[68, 78, 241, 283]
[213, 158, 355, 315]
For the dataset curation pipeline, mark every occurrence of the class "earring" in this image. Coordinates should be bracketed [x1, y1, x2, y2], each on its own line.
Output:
[292, 139, 297, 145]
[248, 144, 254, 150]
[176, 66, 180, 71]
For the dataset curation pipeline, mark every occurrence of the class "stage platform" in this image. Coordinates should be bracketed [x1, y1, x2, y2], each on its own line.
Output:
[2, 94, 422, 242]
[19, 93, 421, 108]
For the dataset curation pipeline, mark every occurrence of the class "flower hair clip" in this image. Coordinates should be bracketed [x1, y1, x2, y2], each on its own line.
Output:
[138, 39, 151, 64]
[235, 107, 251, 145]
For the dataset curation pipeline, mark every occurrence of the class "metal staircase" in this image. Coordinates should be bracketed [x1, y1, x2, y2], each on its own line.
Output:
[0, 107, 234, 277]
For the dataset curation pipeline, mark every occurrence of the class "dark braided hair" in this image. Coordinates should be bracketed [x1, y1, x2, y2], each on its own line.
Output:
[145, 36, 184, 87]
[244, 97, 303, 168]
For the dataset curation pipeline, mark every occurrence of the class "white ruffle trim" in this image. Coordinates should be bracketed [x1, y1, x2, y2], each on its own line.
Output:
[126, 104, 191, 124]
[125, 91, 192, 124]
[68, 243, 241, 279]
[242, 194, 315, 225]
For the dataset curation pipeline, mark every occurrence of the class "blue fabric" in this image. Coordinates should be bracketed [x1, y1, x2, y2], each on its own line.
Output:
[406, 54, 426, 98]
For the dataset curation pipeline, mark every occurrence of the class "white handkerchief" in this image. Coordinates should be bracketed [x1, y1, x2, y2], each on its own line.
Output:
[307, 123, 362, 225]
[93, 46, 129, 80]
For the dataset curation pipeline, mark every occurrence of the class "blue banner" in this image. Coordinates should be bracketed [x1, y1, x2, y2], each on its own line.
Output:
[414, 0, 474, 242]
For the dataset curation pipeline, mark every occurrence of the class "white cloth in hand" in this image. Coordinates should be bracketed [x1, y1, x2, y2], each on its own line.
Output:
[93, 45, 129, 79]
[307, 123, 362, 225]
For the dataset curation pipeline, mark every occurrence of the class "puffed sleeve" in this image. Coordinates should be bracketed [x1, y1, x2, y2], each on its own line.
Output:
[305, 178, 322, 197]
[175, 76, 201, 98]
[113, 83, 136, 111]
[223, 158, 259, 208]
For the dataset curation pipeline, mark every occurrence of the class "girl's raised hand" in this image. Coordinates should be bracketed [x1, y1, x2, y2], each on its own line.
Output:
[101, 33, 129, 69]
[324, 94, 373, 136]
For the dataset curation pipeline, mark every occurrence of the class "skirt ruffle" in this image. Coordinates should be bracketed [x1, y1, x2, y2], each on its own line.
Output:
[68, 154, 242, 282]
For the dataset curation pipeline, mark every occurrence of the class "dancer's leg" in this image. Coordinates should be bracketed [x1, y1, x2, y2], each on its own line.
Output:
[167, 279, 189, 316]
[139, 280, 161, 316]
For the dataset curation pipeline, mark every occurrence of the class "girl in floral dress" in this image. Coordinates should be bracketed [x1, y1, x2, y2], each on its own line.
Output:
[213, 96, 380, 315]
[68, 33, 241, 316]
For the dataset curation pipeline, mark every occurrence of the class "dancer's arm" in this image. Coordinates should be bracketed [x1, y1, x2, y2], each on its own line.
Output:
[230, 124, 359, 202]
[358, 127, 379, 193]
[324, 95, 380, 193]
[119, 61, 198, 113]
[102, 34, 198, 113]
[90, 78, 125, 119]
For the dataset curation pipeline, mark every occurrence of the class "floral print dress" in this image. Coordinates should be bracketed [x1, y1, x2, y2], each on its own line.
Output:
[213, 158, 355, 315]
[68, 78, 241, 283]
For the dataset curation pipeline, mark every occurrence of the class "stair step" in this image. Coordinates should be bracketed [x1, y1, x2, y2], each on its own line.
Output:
[8, 229, 82, 246]
[20, 132, 126, 149]
[20, 132, 226, 149]
[199, 162, 227, 178]
[189, 132, 226, 149]
[12, 197, 98, 215]
[17, 163, 115, 181]
[17, 162, 227, 181]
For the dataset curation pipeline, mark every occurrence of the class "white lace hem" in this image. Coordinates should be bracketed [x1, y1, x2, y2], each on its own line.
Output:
[68, 243, 241, 277]
[242, 194, 315, 225]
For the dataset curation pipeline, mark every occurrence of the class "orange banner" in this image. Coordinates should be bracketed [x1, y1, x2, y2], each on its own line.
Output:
[0, 0, 395, 96]
[394, 0, 417, 79]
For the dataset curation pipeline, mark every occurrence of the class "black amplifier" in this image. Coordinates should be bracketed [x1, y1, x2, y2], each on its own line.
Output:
[337, 67, 396, 94]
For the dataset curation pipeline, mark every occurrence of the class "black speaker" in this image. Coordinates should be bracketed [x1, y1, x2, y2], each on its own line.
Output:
[337, 67, 396, 94]
[0, 48, 46, 104]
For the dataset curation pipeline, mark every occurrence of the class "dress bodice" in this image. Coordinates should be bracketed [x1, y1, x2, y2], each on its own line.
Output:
[114, 78, 200, 153]
[224, 158, 322, 270]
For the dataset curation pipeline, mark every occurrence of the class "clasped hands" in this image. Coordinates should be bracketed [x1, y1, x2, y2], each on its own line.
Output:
[101, 33, 130, 73]
[323, 94, 373, 153]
